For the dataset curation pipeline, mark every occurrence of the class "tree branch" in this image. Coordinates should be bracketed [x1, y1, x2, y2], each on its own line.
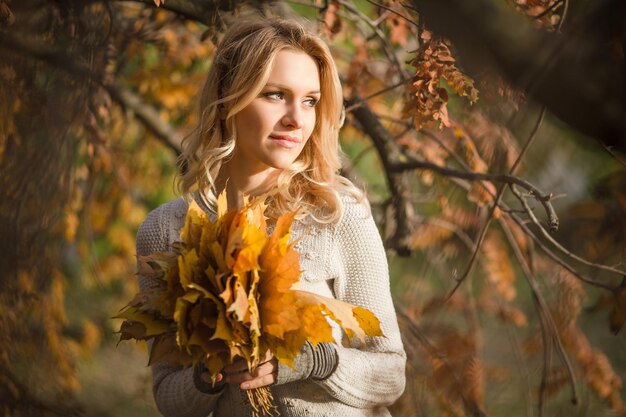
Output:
[507, 211, 617, 291]
[429, 156, 618, 291]
[511, 185, 626, 278]
[115, 0, 230, 26]
[336, 0, 406, 78]
[389, 157, 559, 231]
[106, 85, 182, 154]
[0, 31, 182, 155]
[346, 94, 414, 255]
[440, 106, 546, 298]
[498, 216, 579, 410]
[408, 0, 626, 152]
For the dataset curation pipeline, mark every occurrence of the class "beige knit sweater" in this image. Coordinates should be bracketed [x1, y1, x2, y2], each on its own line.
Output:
[135, 194, 406, 417]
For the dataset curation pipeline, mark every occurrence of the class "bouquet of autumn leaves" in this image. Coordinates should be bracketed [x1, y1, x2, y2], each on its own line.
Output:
[115, 194, 383, 416]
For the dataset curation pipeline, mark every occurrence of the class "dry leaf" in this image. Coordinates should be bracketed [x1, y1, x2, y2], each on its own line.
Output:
[116, 192, 385, 412]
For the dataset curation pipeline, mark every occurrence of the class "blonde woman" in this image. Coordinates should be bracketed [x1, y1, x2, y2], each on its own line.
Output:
[136, 17, 406, 417]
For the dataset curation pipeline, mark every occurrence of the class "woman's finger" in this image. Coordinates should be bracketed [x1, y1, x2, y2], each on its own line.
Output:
[240, 371, 277, 390]
[225, 360, 275, 384]
[226, 361, 277, 384]
[224, 352, 275, 374]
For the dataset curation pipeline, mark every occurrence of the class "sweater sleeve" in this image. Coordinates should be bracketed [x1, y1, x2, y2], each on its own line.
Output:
[136, 204, 223, 417]
[314, 197, 407, 408]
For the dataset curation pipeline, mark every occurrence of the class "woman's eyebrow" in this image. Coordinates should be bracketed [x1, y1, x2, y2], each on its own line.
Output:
[264, 82, 321, 95]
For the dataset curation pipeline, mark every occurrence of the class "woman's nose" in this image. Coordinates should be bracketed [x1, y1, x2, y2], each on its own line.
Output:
[281, 104, 303, 129]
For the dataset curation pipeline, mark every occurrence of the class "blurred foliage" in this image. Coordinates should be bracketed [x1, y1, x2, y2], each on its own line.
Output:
[0, 0, 625, 416]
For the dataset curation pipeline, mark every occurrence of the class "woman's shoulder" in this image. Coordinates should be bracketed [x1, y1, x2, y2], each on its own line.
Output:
[338, 191, 372, 224]
[136, 197, 189, 254]
[140, 197, 189, 229]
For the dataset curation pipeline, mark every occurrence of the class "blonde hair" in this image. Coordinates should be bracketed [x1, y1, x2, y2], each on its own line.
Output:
[177, 17, 364, 223]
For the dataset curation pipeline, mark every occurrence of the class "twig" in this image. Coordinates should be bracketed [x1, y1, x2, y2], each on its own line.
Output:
[507, 212, 616, 291]
[390, 157, 558, 230]
[377, 114, 411, 126]
[284, 0, 326, 10]
[538, 309, 553, 417]
[498, 216, 579, 409]
[420, 128, 472, 171]
[532, 0, 564, 20]
[393, 123, 415, 141]
[335, 0, 406, 77]
[363, 0, 419, 27]
[600, 145, 626, 167]
[503, 308, 535, 417]
[498, 217, 553, 415]
[107, 85, 183, 154]
[419, 217, 477, 252]
[115, 0, 222, 26]
[557, 0, 569, 31]
[425, 156, 618, 291]
[443, 106, 546, 300]
[511, 185, 626, 277]
[345, 76, 416, 113]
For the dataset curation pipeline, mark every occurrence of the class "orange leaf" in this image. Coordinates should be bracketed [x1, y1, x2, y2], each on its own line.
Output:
[293, 290, 383, 344]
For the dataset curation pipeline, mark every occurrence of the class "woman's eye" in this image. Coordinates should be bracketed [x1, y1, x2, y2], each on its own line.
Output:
[263, 91, 284, 100]
[304, 97, 319, 108]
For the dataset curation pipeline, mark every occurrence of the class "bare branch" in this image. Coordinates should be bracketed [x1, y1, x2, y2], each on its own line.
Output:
[532, 0, 564, 20]
[498, 217, 579, 409]
[389, 158, 559, 230]
[408, 154, 613, 292]
[347, 95, 414, 255]
[106, 85, 183, 154]
[503, 310, 535, 417]
[0, 31, 182, 155]
[336, 0, 406, 77]
[408, 0, 626, 152]
[344, 75, 416, 113]
[507, 212, 617, 291]
[511, 185, 626, 278]
[420, 216, 477, 253]
[114, 0, 228, 26]
[363, 0, 419, 27]
[420, 128, 472, 171]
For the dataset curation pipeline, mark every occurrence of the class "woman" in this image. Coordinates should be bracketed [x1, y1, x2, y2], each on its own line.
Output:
[136, 17, 406, 417]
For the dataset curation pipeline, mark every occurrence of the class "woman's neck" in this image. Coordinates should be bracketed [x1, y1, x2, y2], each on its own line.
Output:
[216, 163, 280, 210]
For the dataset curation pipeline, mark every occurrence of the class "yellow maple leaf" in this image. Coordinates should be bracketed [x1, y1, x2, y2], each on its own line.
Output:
[119, 191, 384, 397]
[114, 306, 169, 337]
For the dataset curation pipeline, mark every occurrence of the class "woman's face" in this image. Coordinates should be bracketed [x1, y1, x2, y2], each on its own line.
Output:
[232, 49, 321, 174]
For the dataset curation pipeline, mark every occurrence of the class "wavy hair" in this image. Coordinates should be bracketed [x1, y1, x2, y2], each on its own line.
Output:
[177, 17, 364, 223]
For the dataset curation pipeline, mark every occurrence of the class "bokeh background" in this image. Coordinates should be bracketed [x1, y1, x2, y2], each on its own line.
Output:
[1, 1, 625, 416]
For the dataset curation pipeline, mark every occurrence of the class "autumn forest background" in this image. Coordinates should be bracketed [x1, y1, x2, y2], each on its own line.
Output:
[1, 0, 625, 416]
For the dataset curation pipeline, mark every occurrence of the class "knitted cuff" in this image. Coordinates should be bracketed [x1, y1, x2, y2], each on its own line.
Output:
[275, 341, 337, 385]
[309, 342, 337, 380]
[193, 364, 226, 395]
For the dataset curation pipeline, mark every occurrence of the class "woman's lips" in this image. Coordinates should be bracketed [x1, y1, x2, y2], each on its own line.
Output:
[269, 135, 300, 149]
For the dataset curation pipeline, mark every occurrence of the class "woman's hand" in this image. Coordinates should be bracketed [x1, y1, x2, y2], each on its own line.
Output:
[201, 351, 278, 390]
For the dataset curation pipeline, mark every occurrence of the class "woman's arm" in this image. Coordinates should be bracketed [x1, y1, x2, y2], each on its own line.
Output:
[136, 204, 224, 417]
[314, 197, 407, 408]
